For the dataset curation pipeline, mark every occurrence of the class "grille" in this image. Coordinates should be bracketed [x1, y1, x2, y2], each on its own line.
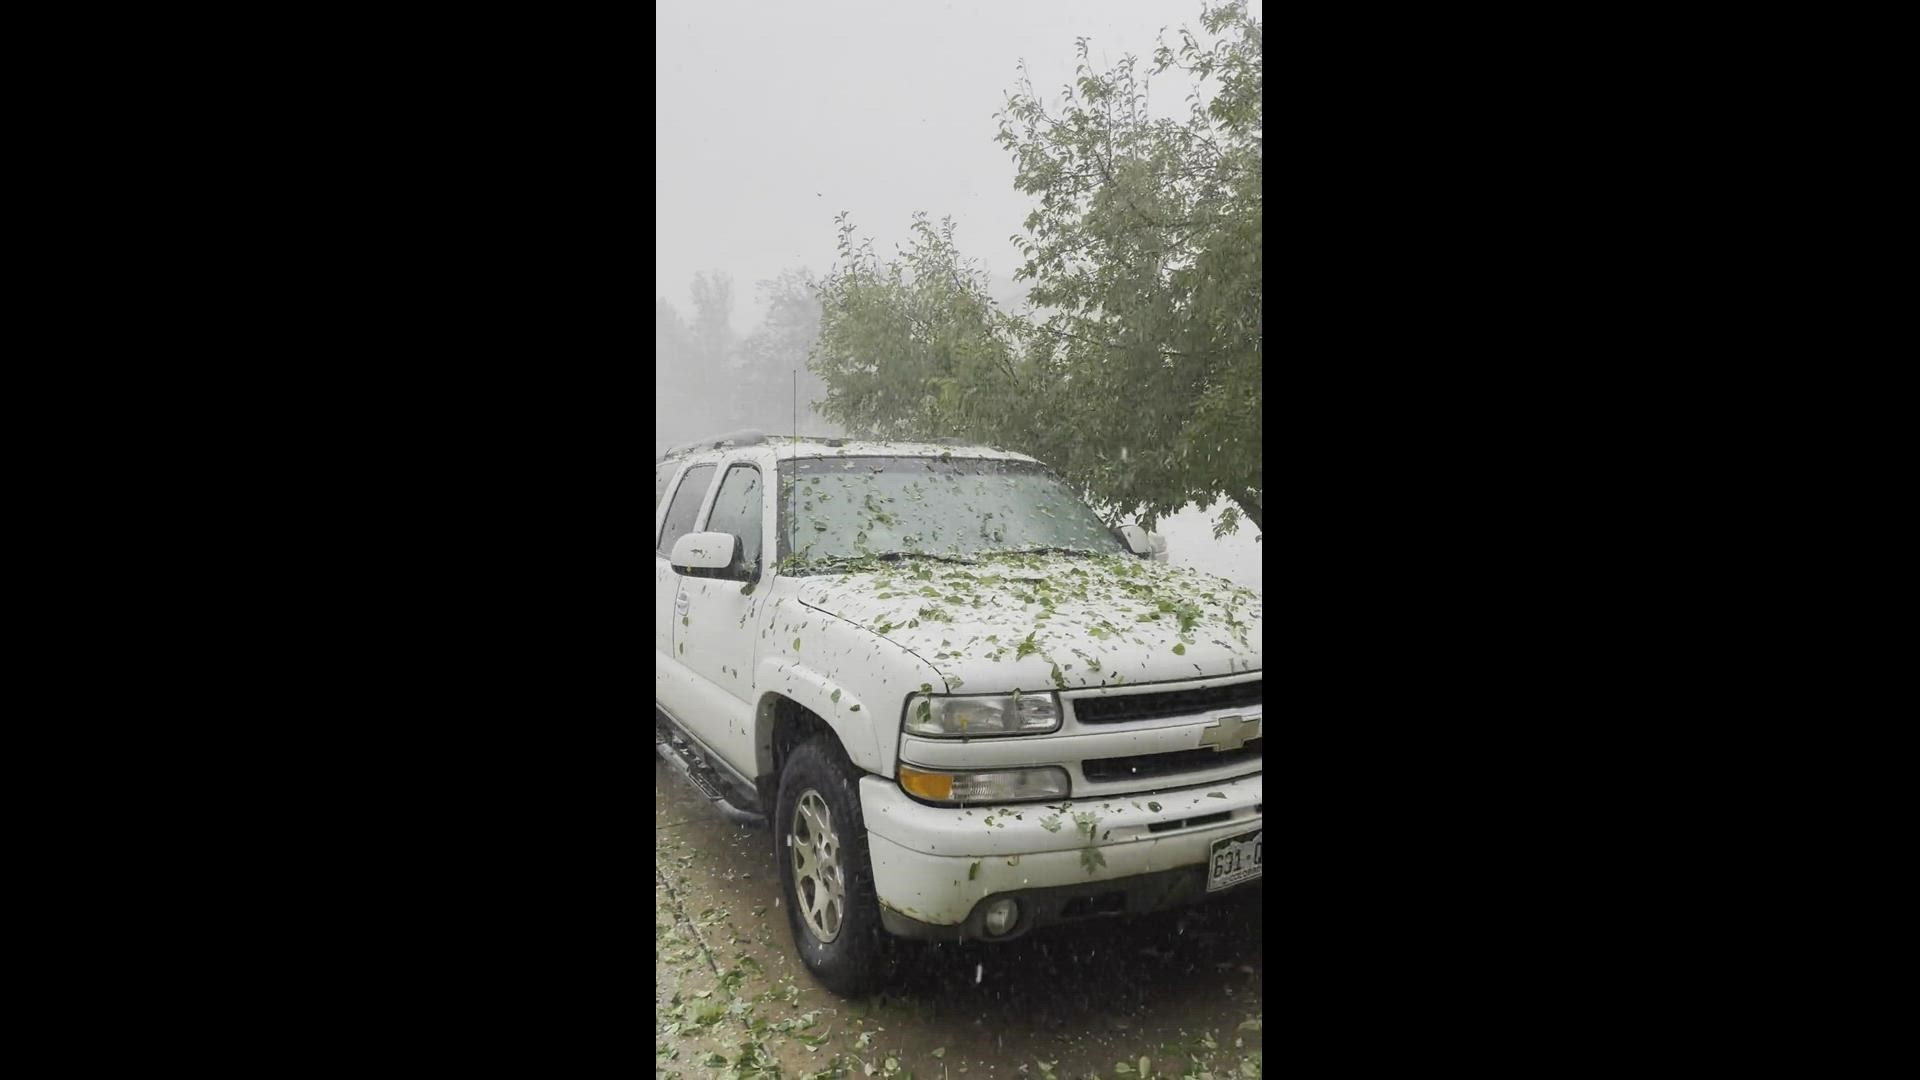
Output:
[1146, 810, 1233, 834]
[1072, 680, 1262, 725]
[1082, 738, 1262, 783]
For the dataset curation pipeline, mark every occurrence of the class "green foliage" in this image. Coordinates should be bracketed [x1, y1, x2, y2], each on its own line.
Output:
[810, 211, 1034, 443]
[994, 1, 1262, 532]
[808, 2, 1263, 533]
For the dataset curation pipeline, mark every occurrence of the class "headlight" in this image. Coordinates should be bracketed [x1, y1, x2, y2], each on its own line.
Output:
[897, 763, 1070, 805]
[903, 691, 1061, 737]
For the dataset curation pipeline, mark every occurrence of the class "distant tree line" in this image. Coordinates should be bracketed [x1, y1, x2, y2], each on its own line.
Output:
[655, 269, 842, 458]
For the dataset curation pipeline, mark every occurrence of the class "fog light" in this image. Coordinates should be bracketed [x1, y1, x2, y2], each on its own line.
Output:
[982, 898, 1019, 937]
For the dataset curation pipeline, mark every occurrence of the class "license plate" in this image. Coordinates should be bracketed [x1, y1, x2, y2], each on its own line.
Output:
[1206, 828, 1262, 892]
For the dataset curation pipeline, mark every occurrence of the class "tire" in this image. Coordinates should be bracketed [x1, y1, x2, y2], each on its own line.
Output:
[775, 736, 888, 995]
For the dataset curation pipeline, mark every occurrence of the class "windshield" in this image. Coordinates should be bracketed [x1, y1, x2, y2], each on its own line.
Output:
[776, 456, 1126, 568]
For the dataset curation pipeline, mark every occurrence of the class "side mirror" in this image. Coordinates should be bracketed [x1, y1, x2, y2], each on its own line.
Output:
[671, 531, 746, 579]
[1117, 524, 1154, 558]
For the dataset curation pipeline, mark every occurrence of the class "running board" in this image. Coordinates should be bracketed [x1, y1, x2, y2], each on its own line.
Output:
[655, 726, 767, 827]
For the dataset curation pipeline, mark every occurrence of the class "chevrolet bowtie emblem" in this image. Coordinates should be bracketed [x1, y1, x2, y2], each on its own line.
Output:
[1198, 714, 1261, 752]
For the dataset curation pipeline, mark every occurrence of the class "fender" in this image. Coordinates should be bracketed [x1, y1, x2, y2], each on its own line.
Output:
[751, 647, 943, 780]
[752, 658, 887, 775]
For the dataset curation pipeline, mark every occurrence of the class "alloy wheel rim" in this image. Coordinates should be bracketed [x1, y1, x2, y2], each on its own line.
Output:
[789, 789, 846, 943]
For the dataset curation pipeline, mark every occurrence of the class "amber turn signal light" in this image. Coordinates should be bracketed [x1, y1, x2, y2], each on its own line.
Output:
[897, 764, 954, 801]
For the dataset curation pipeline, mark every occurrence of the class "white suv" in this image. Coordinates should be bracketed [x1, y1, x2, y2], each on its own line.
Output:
[655, 431, 1263, 994]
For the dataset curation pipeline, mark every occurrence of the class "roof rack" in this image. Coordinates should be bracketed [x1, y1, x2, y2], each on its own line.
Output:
[661, 429, 768, 458]
[655, 432, 1002, 463]
[765, 433, 848, 448]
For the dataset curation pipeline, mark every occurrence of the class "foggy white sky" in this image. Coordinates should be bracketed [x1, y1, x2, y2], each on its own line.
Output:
[656, 0, 1244, 328]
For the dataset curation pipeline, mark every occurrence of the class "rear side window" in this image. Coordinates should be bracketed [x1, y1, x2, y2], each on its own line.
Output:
[657, 464, 715, 556]
[703, 464, 763, 576]
[655, 462, 679, 509]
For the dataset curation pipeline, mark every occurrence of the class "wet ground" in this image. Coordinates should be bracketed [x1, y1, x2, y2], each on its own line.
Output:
[656, 756, 1264, 1079]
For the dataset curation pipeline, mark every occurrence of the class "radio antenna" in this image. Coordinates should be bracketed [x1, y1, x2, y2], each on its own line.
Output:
[790, 369, 799, 559]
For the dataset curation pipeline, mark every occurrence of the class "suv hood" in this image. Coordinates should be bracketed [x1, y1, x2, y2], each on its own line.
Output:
[792, 553, 1261, 692]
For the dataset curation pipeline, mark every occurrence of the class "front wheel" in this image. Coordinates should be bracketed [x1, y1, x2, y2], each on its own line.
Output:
[775, 738, 887, 995]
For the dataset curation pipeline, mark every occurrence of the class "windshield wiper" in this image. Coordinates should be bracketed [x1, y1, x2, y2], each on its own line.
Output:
[807, 550, 979, 570]
[871, 551, 979, 565]
[991, 546, 1108, 559]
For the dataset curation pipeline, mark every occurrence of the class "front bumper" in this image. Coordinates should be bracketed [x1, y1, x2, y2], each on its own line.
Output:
[858, 770, 1263, 941]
